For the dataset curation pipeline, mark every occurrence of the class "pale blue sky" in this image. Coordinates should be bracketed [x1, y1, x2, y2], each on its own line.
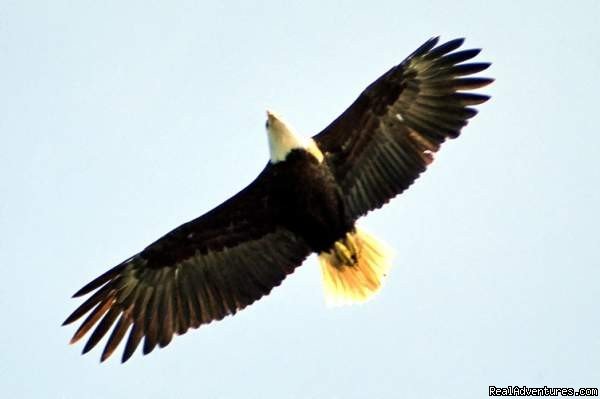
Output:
[2, 1, 599, 398]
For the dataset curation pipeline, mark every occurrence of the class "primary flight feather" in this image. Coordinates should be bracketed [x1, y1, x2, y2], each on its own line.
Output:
[64, 36, 492, 362]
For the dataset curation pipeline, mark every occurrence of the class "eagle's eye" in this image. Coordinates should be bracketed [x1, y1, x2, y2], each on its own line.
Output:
[265, 120, 270, 129]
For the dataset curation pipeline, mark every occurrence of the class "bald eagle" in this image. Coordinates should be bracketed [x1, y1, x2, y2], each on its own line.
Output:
[64, 37, 492, 362]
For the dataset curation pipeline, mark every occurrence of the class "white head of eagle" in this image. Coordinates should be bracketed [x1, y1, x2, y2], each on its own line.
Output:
[63, 37, 492, 363]
[266, 109, 324, 164]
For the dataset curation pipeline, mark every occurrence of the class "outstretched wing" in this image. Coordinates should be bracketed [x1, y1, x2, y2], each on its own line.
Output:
[313, 37, 493, 219]
[64, 167, 311, 362]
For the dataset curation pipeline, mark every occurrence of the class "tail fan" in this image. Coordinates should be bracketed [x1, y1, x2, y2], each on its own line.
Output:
[318, 228, 392, 306]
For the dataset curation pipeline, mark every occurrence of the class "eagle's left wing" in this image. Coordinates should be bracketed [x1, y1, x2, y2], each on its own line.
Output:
[63, 167, 311, 362]
[313, 37, 492, 219]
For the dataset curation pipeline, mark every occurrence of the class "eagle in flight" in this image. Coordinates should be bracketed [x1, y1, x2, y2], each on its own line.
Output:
[64, 37, 492, 362]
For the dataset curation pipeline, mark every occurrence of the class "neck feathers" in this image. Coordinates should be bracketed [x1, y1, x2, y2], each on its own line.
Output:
[266, 110, 323, 164]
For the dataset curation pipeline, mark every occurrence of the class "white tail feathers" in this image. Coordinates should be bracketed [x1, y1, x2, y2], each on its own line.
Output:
[318, 228, 392, 306]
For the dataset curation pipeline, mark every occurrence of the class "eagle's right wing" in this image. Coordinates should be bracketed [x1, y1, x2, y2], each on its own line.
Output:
[313, 37, 492, 219]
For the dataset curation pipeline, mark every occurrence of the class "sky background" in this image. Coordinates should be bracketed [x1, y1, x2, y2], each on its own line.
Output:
[2, 1, 599, 398]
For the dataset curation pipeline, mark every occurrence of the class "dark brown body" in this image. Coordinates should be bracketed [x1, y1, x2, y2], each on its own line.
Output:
[269, 149, 354, 253]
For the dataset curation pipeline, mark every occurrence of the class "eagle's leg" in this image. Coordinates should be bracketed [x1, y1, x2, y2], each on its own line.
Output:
[318, 227, 391, 306]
